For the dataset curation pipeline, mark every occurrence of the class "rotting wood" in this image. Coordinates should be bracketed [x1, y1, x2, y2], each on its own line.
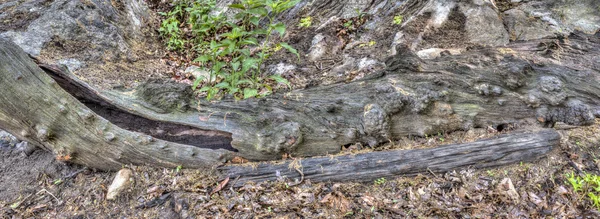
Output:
[34, 34, 600, 162]
[0, 32, 598, 170]
[220, 129, 560, 187]
[0, 38, 235, 170]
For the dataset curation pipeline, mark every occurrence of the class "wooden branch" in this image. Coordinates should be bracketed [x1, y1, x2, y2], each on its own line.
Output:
[220, 129, 560, 187]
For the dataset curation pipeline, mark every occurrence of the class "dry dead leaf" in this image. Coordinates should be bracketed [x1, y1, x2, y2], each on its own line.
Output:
[496, 178, 519, 203]
[210, 177, 229, 196]
[320, 191, 351, 213]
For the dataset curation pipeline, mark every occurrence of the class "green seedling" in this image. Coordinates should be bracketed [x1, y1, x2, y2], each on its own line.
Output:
[299, 16, 312, 27]
[393, 15, 403, 25]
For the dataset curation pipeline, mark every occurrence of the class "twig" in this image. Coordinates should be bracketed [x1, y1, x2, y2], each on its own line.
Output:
[37, 189, 61, 204]
[230, 175, 241, 192]
[427, 167, 439, 178]
[64, 167, 88, 179]
[287, 166, 304, 187]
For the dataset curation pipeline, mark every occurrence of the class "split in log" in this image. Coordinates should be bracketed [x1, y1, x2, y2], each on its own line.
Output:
[220, 129, 560, 187]
[0, 32, 598, 170]
[0, 38, 235, 170]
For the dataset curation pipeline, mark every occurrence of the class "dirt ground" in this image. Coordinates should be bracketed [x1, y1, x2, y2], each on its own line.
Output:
[1, 121, 599, 218]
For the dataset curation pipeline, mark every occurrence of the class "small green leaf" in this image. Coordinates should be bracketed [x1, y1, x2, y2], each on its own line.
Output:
[250, 16, 261, 26]
[272, 23, 286, 37]
[192, 76, 205, 90]
[243, 88, 258, 99]
[215, 82, 230, 88]
[53, 179, 63, 185]
[278, 42, 299, 59]
[230, 61, 241, 71]
[242, 58, 259, 71]
[194, 55, 210, 63]
[228, 4, 246, 10]
[198, 86, 212, 92]
[237, 79, 253, 86]
[247, 7, 268, 16]
[269, 75, 291, 89]
[240, 38, 258, 45]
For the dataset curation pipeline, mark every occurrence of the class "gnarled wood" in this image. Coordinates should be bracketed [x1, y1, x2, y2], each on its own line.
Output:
[220, 129, 560, 187]
[0, 38, 235, 170]
[32, 34, 600, 162]
[0, 33, 598, 171]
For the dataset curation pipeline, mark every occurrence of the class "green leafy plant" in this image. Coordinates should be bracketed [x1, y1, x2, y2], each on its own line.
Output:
[566, 171, 600, 210]
[299, 16, 312, 27]
[343, 20, 353, 28]
[159, 0, 300, 100]
[158, 1, 188, 50]
[393, 15, 403, 25]
[374, 177, 386, 185]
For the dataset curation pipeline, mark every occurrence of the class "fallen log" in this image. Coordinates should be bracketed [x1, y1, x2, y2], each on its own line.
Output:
[221, 129, 560, 187]
[0, 38, 235, 170]
[35, 34, 600, 162]
[0, 32, 598, 170]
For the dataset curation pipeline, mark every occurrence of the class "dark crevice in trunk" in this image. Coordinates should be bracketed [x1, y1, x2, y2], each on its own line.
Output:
[83, 102, 236, 151]
[40, 64, 237, 152]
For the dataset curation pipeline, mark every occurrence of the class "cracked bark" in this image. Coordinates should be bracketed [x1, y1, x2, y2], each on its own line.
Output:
[0, 32, 599, 173]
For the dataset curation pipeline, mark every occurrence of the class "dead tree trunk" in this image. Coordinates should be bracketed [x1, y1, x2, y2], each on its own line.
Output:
[0, 38, 235, 170]
[221, 129, 560, 187]
[0, 32, 599, 170]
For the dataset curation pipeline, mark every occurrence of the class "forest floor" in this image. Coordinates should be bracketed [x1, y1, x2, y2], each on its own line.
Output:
[1, 121, 600, 218]
[2, 0, 600, 218]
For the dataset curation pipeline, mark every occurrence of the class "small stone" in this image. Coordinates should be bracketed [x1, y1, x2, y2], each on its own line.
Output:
[16, 141, 37, 156]
[184, 66, 214, 82]
[0, 130, 18, 147]
[416, 48, 463, 59]
[106, 169, 134, 200]
[57, 58, 83, 72]
[268, 63, 296, 76]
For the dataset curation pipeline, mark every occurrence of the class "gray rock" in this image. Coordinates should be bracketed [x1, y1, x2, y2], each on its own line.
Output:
[503, 9, 556, 41]
[16, 141, 38, 156]
[0, 130, 18, 147]
[184, 66, 214, 83]
[308, 33, 327, 62]
[519, 0, 600, 35]
[267, 63, 296, 76]
[58, 58, 84, 72]
[357, 58, 385, 73]
[460, 0, 509, 46]
[416, 48, 463, 59]
[0, 0, 149, 60]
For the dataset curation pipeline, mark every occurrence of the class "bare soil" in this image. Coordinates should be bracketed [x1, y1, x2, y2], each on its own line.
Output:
[1, 121, 599, 218]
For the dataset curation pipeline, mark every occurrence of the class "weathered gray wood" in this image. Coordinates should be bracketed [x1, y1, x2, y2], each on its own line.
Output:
[220, 129, 560, 187]
[1, 33, 599, 171]
[36, 34, 600, 162]
[0, 38, 235, 170]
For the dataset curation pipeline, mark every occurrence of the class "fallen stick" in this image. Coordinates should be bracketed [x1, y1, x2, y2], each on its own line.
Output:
[221, 129, 560, 187]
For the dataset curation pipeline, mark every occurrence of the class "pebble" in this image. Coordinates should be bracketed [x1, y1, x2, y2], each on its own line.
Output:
[106, 168, 134, 200]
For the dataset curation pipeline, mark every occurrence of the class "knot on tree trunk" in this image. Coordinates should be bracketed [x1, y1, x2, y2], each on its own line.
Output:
[362, 103, 390, 146]
[136, 79, 193, 113]
[256, 122, 303, 154]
